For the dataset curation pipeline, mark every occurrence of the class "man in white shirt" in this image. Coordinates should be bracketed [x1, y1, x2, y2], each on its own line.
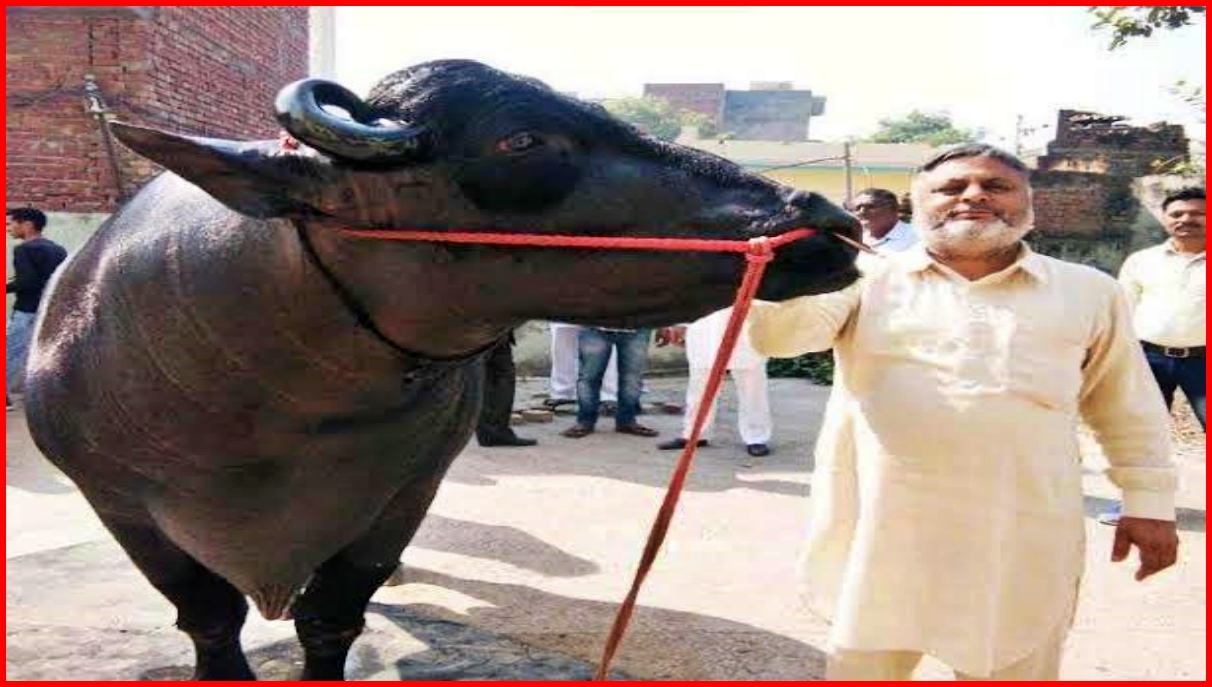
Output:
[1100, 187, 1205, 525]
[750, 144, 1178, 680]
[655, 307, 773, 457]
[846, 188, 918, 254]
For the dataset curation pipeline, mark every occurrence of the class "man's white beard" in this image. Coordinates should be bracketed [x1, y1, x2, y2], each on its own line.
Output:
[914, 213, 1032, 260]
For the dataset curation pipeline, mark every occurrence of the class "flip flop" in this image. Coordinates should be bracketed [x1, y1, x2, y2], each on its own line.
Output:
[561, 424, 595, 438]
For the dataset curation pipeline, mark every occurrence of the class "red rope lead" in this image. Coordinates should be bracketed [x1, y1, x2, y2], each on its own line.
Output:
[340, 227, 813, 254]
[339, 226, 815, 681]
[591, 238, 778, 680]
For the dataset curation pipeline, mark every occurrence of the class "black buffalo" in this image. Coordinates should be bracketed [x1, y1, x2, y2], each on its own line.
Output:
[25, 59, 859, 680]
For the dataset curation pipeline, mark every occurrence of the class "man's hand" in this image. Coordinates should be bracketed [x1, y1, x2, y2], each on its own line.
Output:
[1111, 517, 1179, 581]
[655, 326, 686, 347]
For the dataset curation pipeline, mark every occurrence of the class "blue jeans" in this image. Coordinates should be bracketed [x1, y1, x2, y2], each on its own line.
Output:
[6, 310, 37, 397]
[1145, 346, 1206, 432]
[576, 328, 651, 428]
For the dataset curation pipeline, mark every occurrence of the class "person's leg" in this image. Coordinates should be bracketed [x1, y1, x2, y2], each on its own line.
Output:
[734, 366, 773, 446]
[955, 620, 1066, 681]
[1146, 349, 1179, 410]
[602, 345, 619, 403]
[1176, 355, 1206, 432]
[476, 336, 535, 447]
[613, 329, 656, 434]
[548, 323, 579, 402]
[682, 366, 716, 440]
[568, 328, 609, 434]
[658, 366, 712, 450]
[5, 310, 37, 400]
[476, 338, 514, 441]
[826, 649, 922, 680]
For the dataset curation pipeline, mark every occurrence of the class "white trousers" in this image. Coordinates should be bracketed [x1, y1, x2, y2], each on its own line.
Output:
[825, 620, 1066, 681]
[681, 365, 771, 444]
[549, 324, 616, 402]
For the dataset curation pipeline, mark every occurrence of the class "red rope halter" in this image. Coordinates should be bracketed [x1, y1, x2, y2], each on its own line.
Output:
[340, 226, 816, 680]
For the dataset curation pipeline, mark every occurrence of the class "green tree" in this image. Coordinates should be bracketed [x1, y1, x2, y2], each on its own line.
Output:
[600, 96, 713, 141]
[865, 110, 980, 146]
[1089, 6, 1205, 49]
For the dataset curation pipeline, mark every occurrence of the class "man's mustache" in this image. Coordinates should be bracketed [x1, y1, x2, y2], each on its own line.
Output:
[946, 206, 1005, 220]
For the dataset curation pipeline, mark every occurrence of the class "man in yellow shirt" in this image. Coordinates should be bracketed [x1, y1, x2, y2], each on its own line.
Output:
[750, 144, 1178, 680]
[1120, 187, 1205, 429]
[1100, 187, 1204, 526]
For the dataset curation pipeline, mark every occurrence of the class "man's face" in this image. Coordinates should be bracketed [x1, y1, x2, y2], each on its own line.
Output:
[848, 193, 899, 237]
[5, 215, 26, 240]
[911, 155, 1033, 259]
[1162, 199, 1206, 242]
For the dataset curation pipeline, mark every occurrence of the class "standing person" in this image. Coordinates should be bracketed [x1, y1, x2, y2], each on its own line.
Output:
[750, 144, 1178, 680]
[847, 187, 918, 254]
[1100, 187, 1205, 525]
[475, 332, 537, 447]
[655, 307, 773, 457]
[561, 326, 658, 438]
[547, 322, 618, 410]
[6, 207, 67, 410]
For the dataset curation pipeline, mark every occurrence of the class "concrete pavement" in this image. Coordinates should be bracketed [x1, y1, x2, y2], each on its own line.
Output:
[6, 376, 1206, 680]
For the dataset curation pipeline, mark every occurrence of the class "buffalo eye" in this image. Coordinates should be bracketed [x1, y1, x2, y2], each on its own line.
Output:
[497, 131, 540, 154]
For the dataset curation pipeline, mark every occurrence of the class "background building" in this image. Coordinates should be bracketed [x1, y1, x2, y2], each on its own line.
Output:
[645, 81, 826, 141]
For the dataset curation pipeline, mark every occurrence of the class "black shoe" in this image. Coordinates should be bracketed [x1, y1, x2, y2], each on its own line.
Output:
[478, 434, 538, 447]
[657, 437, 709, 450]
[745, 443, 771, 457]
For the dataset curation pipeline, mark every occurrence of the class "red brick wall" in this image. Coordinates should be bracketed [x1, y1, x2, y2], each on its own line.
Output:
[6, 7, 308, 212]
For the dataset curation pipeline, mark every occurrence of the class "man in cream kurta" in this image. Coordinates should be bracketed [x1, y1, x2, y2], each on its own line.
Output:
[750, 144, 1178, 680]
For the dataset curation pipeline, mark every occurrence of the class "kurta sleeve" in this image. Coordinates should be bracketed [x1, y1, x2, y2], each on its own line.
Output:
[1078, 282, 1176, 521]
[749, 279, 862, 358]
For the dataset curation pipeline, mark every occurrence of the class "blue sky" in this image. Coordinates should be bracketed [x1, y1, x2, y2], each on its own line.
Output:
[334, 7, 1205, 148]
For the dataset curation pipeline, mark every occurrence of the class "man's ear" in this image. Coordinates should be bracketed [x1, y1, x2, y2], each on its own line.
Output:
[111, 122, 328, 218]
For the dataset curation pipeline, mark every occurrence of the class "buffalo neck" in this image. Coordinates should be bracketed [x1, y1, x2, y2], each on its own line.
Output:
[297, 221, 515, 359]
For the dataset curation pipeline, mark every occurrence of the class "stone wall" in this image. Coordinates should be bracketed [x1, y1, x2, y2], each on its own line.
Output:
[1027, 110, 1191, 274]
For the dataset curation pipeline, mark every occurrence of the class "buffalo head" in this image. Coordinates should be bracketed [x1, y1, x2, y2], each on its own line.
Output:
[111, 59, 859, 356]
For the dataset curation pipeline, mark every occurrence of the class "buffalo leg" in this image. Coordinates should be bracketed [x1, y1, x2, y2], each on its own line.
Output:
[104, 520, 255, 680]
[291, 554, 397, 680]
[292, 462, 455, 680]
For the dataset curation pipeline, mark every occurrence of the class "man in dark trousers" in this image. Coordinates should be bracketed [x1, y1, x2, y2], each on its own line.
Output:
[6, 207, 68, 410]
[476, 332, 538, 447]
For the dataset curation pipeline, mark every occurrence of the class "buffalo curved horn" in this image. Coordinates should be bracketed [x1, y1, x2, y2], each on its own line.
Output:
[274, 78, 431, 164]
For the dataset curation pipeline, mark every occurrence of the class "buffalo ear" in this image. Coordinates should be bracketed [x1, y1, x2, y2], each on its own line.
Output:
[112, 122, 325, 218]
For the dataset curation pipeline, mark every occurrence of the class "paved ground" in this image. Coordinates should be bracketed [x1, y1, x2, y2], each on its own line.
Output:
[6, 376, 1206, 680]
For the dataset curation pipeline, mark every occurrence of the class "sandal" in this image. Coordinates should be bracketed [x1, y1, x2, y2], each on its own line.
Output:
[543, 398, 576, 410]
[615, 424, 659, 438]
[561, 424, 595, 438]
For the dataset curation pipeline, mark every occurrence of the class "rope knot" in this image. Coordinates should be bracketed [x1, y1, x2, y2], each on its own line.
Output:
[744, 236, 776, 263]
